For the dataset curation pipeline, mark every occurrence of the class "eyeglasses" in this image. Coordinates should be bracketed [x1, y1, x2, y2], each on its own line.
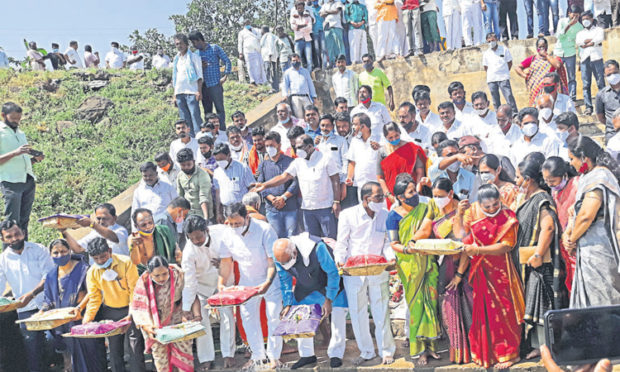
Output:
[368, 194, 385, 202]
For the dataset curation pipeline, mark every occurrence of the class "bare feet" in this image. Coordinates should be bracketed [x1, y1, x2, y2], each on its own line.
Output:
[241, 359, 255, 371]
[223, 357, 235, 369]
[269, 359, 284, 369]
[495, 357, 521, 369]
[526, 348, 541, 360]
[353, 356, 372, 366]
[418, 350, 440, 366]
[428, 351, 441, 360]
[382, 356, 394, 364]
[198, 361, 214, 371]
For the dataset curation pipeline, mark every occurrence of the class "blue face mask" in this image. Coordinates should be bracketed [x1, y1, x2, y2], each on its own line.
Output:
[245, 25, 252, 30]
[96, 257, 113, 269]
[53, 254, 71, 267]
[52, 48, 59, 53]
[388, 138, 400, 146]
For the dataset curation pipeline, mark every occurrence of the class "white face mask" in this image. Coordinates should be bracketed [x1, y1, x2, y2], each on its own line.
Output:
[480, 172, 496, 184]
[539, 107, 553, 122]
[355, 131, 363, 139]
[266, 146, 278, 158]
[321, 130, 331, 137]
[367, 201, 385, 213]
[216, 159, 229, 169]
[233, 225, 245, 236]
[482, 207, 501, 218]
[280, 254, 297, 270]
[557, 130, 569, 142]
[296, 149, 308, 159]
[230, 143, 243, 151]
[582, 19, 592, 28]
[447, 161, 460, 173]
[522, 123, 539, 137]
[433, 196, 451, 209]
[476, 108, 488, 117]
[607, 73, 620, 86]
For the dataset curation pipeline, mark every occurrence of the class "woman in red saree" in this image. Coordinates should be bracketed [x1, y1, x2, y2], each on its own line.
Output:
[542, 156, 578, 294]
[377, 122, 427, 208]
[460, 185, 525, 369]
[130, 256, 194, 372]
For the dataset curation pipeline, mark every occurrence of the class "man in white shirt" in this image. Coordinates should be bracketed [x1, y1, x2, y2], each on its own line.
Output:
[413, 90, 443, 133]
[512, 107, 561, 165]
[350, 85, 391, 142]
[541, 72, 576, 114]
[468, 91, 498, 140]
[332, 55, 359, 107]
[172, 34, 204, 136]
[181, 215, 236, 369]
[0, 220, 54, 372]
[606, 108, 620, 161]
[437, 101, 473, 139]
[320, 0, 346, 66]
[212, 144, 255, 206]
[536, 93, 561, 138]
[576, 11, 607, 115]
[152, 49, 171, 69]
[254, 134, 341, 238]
[61, 202, 130, 257]
[218, 203, 283, 369]
[105, 41, 126, 69]
[83, 45, 100, 68]
[226, 126, 249, 165]
[346, 113, 380, 199]
[482, 32, 518, 114]
[448, 81, 475, 121]
[127, 46, 145, 70]
[315, 114, 349, 186]
[261, 26, 280, 92]
[155, 152, 181, 186]
[64, 40, 83, 69]
[486, 104, 522, 164]
[397, 102, 432, 151]
[238, 21, 266, 85]
[335, 182, 396, 365]
[169, 120, 200, 167]
[131, 162, 177, 223]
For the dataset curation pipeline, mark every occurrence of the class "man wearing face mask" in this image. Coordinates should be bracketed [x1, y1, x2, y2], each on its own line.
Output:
[176, 148, 213, 220]
[283, 54, 317, 119]
[447, 81, 475, 122]
[345, 0, 369, 63]
[212, 143, 255, 208]
[272, 234, 348, 369]
[345, 113, 379, 203]
[128, 208, 178, 275]
[238, 20, 267, 85]
[469, 91, 499, 138]
[554, 5, 584, 103]
[155, 197, 191, 260]
[556, 112, 581, 161]
[0, 220, 54, 372]
[226, 126, 249, 165]
[576, 11, 606, 116]
[513, 107, 561, 165]
[83, 237, 144, 372]
[482, 32, 518, 114]
[540, 72, 576, 114]
[47, 42, 67, 70]
[258, 131, 299, 238]
[272, 103, 306, 154]
[536, 93, 561, 138]
[131, 162, 178, 230]
[430, 139, 479, 201]
[253, 134, 341, 238]
[169, 120, 199, 166]
[155, 152, 181, 186]
[487, 104, 522, 163]
[358, 54, 395, 110]
[397, 101, 432, 150]
[104, 41, 126, 69]
[334, 182, 396, 365]
[218, 203, 283, 369]
[596, 61, 620, 144]
[350, 85, 391, 142]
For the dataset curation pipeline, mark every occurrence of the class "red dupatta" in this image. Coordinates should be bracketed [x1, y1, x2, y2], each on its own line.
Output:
[552, 176, 578, 293]
[381, 142, 427, 207]
[248, 146, 260, 175]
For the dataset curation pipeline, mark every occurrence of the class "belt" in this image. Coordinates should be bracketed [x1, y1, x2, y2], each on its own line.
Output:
[290, 94, 309, 97]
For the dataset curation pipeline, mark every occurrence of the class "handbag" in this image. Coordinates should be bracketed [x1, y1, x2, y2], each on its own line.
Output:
[518, 246, 551, 265]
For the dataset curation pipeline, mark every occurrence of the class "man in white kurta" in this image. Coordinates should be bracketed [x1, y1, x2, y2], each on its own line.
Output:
[181, 216, 236, 368]
[334, 182, 396, 364]
[238, 23, 266, 84]
[218, 203, 283, 368]
[442, 0, 463, 50]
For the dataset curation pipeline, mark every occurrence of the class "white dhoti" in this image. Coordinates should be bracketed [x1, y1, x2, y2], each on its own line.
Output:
[376, 20, 397, 59]
[290, 95, 312, 120]
[296, 307, 348, 358]
[240, 285, 283, 361]
[348, 28, 369, 64]
[443, 12, 463, 50]
[461, 2, 484, 46]
[368, 23, 378, 53]
[344, 273, 395, 359]
[245, 51, 266, 84]
[197, 295, 236, 362]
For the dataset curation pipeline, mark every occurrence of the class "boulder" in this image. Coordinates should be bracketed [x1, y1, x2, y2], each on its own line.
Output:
[85, 80, 108, 91]
[94, 70, 111, 81]
[75, 96, 114, 123]
[55, 121, 75, 133]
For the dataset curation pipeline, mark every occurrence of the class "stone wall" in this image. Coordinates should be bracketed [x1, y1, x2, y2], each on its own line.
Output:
[312, 27, 620, 114]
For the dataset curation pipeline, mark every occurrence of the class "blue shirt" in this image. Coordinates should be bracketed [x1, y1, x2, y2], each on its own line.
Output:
[429, 161, 479, 202]
[257, 154, 300, 213]
[283, 67, 317, 98]
[213, 160, 255, 206]
[196, 44, 232, 88]
[312, 6, 325, 34]
[345, 2, 368, 30]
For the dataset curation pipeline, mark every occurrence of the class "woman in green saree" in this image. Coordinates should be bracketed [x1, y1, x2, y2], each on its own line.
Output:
[386, 173, 441, 365]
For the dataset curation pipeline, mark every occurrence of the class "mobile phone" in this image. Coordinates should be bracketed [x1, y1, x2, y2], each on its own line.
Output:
[29, 149, 43, 157]
[544, 305, 620, 366]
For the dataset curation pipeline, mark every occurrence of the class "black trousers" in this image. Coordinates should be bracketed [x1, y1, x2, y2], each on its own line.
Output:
[1, 174, 35, 240]
[499, 0, 518, 40]
[97, 305, 146, 372]
[201, 83, 226, 130]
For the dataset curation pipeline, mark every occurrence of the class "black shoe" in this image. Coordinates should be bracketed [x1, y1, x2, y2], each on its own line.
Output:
[584, 107, 593, 115]
[291, 356, 317, 369]
[527, 34, 534, 39]
[330, 357, 343, 368]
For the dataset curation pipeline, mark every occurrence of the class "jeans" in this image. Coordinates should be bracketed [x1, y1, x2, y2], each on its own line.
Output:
[266, 209, 298, 238]
[597, 13, 613, 28]
[1, 174, 35, 240]
[499, 0, 518, 39]
[561, 55, 577, 101]
[342, 24, 352, 64]
[98, 306, 146, 372]
[201, 83, 226, 130]
[312, 31, 327, 69]
[537, 0, 559, 35]
[488, 79, 519, 114]
[302, 207, 337, 239]
[341, 185, 359, 210]
[263, 61, 279, 91]
[294, 39, 313, 70]
[523, 0, 535, 36]
[483, 1, 501, 38]
[581, 58, 606, 110]
[403, 8, 424, 54]
[176, 93, 203, 136]
[17, 309, 44, 372]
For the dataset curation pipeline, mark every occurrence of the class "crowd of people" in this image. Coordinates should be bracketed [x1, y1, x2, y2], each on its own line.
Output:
[2, 3, 620, 372]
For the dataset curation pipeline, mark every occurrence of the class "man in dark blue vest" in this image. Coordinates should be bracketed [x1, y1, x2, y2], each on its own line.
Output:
[273, 232, 348, 369]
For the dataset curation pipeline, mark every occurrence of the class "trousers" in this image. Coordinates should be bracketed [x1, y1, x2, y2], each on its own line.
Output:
[444, 12, 463, 50]
[196, 295, 235, 362]
[376, 20, 396, 59]
[581, 58, 606, 110]
[201, 83, 226, 130]
[1, 174, 35, 240]
[98, 306, 146, 372]
[344, 274, 396, 359]
[176, 93, 203, 137]
[290, 95, 312, 120]
[461, 1, 484, 46]
[302, 207, 337, 239]
[240, 285, 283, 360]
[403, 8, 423, 54]
[297, 307, 348, 358]
[348, 28, 368, 64]
[488, 79, 518, 114]
[17, 309, 44, 372]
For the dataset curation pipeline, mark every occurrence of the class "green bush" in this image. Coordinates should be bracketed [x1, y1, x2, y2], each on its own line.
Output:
[0, 68, 270, 244]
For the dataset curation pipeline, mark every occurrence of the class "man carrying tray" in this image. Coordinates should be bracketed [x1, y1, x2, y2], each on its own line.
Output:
[272, 233, 348, 369]
[334, 181, 396, 365]
[180, 215, 236, 370]
[217, 202, 283, 369]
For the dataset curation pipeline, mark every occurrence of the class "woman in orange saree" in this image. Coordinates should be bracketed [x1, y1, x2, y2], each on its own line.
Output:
[460, 185, 525, 369]
[377, 123, 427, 208]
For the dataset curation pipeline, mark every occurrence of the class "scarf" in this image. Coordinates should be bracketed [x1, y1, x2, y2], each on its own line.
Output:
[172, 51, 199, 88]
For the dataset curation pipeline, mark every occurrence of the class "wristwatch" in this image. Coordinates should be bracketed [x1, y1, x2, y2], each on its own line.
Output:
[282, 195, 288, 201]
[534, 253, 542, 259]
